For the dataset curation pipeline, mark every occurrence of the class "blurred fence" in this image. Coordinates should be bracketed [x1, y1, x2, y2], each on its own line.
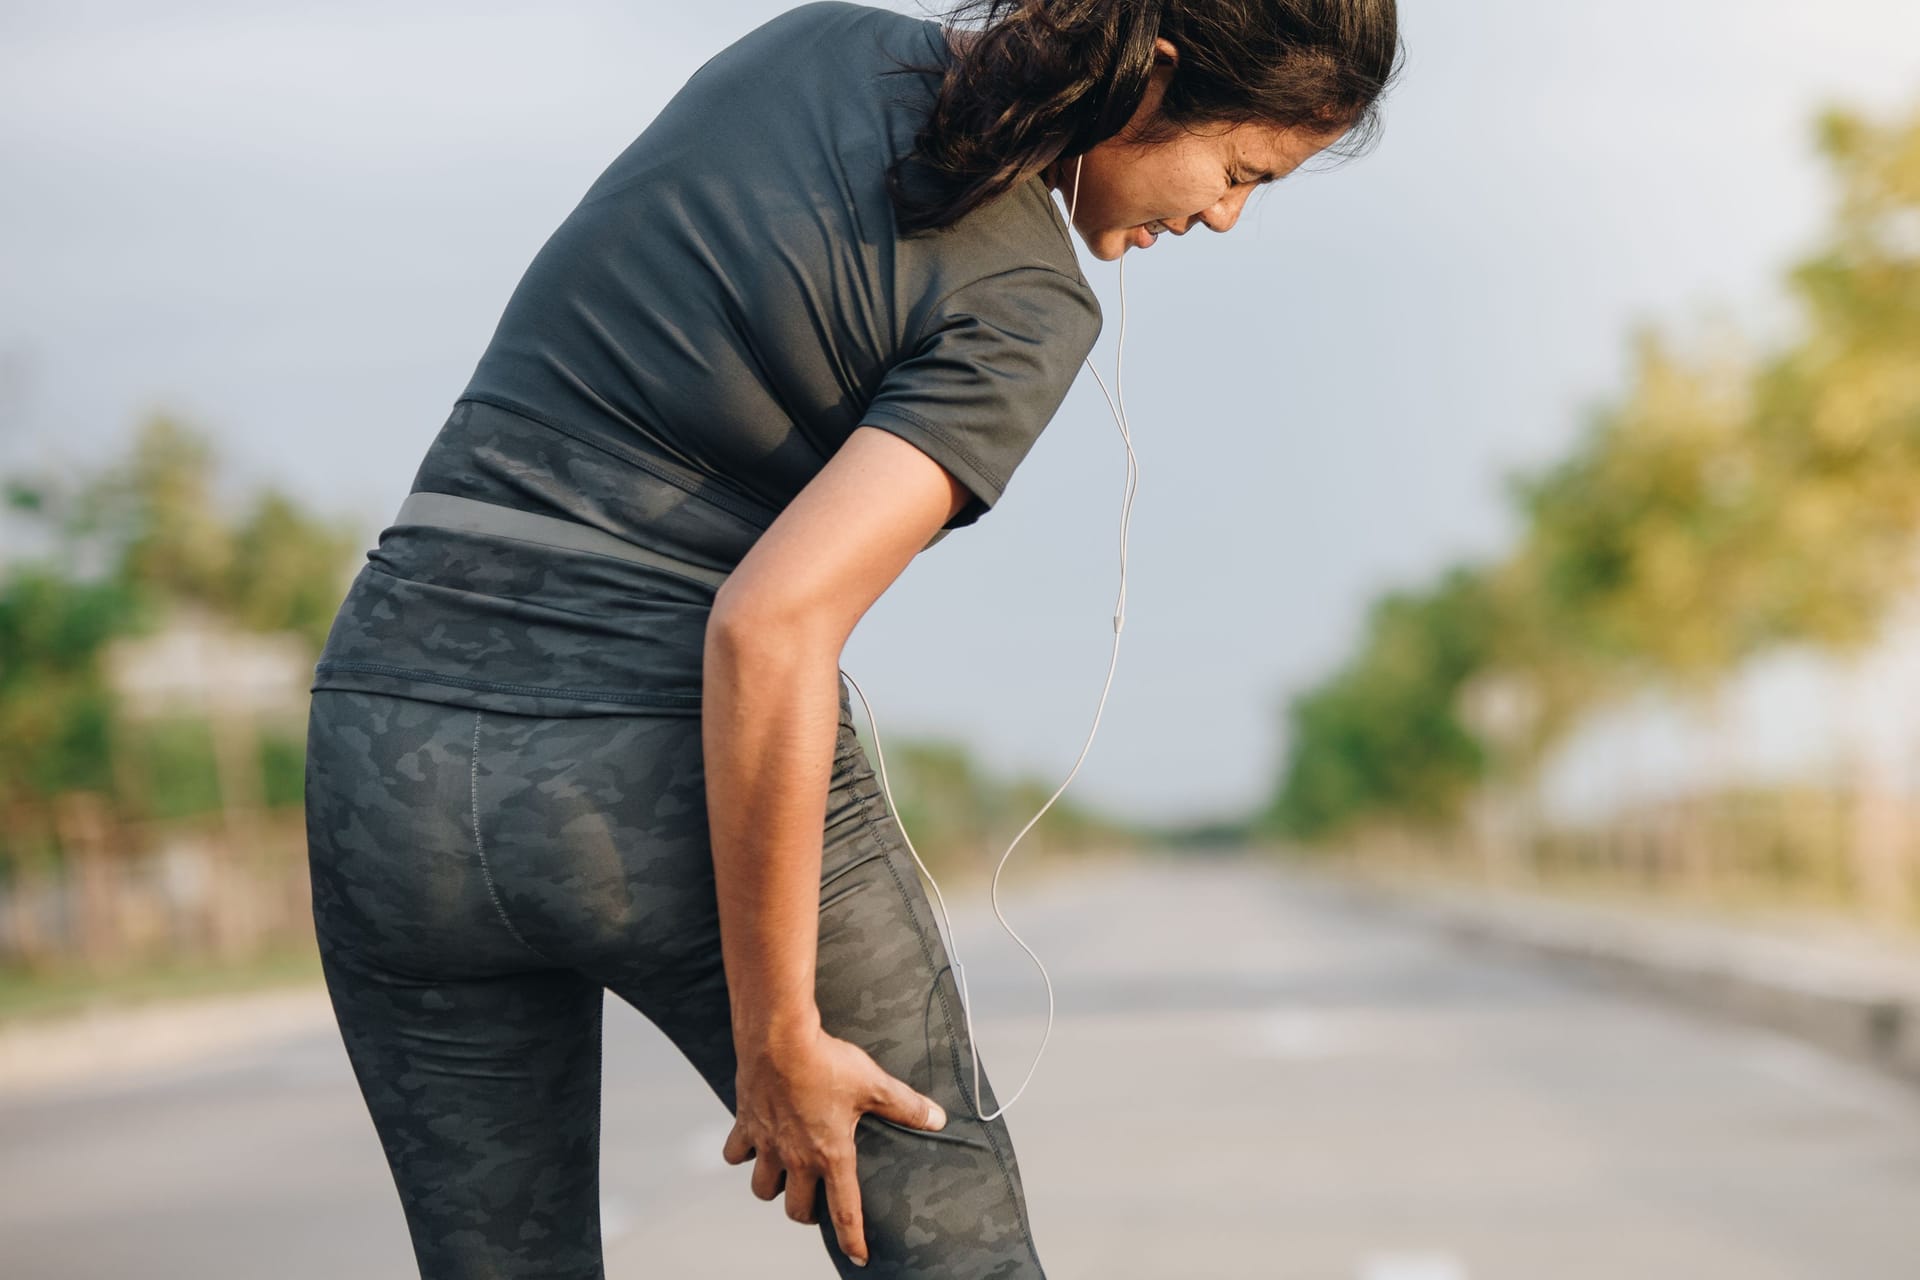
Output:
[11, 776, 1919, 977]
[1416, 778, 1920, 928]
[0, 792, 311, 974]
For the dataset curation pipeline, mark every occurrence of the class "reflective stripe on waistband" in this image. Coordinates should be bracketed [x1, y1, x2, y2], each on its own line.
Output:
[391, 491, 732, 591]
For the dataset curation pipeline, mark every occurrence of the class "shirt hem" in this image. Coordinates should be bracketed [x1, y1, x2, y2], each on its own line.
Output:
[311, 660, 703, 718]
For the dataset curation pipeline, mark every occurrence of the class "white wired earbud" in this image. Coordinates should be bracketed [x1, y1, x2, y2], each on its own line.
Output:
[839, 150, 1140, 1122]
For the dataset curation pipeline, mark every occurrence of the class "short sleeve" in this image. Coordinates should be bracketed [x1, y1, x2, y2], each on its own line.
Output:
[859, 265, 1103, 530]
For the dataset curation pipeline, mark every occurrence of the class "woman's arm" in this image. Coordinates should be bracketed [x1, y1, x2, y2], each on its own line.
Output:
[701, 615, 841, 1046]
[703, 424, 969, 1041]
[704, 425, 973, 1266]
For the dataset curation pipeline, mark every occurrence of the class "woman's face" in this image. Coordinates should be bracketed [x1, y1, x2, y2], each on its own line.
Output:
[1044, 38, 1351, 261]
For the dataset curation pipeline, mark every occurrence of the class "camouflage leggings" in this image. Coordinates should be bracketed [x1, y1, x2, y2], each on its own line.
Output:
[303, 681, 1046, 1279]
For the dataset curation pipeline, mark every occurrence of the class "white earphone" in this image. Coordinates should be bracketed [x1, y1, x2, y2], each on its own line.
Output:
[838, 151, 1139, 1121]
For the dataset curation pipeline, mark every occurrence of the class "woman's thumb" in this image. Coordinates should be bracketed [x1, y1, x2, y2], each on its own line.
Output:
[878, 1076, 947, 1131]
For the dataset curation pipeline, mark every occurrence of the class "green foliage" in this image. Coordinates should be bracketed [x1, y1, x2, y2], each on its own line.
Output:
[258, 728, 309, 810]
[90, 414, 363, 646]
[0, 568, 147, 802]
[125, 717, 225, 822]
[853, 732, 1145, 874]
[227, 491, 365, 649]
[1, 412, 364, 854]
[120, 717, 311, 819]
[1263, 565, 1496, 839]
[1263, 92, 1920, 846]
[113, 415, 236, 607]
[1503, 324, 1782, 687]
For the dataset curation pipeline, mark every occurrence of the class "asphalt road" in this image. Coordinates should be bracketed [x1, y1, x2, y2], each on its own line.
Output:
[3, 855, 1916, 1279]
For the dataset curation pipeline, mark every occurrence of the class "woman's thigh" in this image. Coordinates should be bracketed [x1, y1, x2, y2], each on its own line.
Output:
[475, 680, 1049, 1278]
[304, 689, 608, 1280]
[802, 746, 1047, 1280]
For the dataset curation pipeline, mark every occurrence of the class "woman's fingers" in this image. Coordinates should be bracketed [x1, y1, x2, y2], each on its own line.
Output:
[776, 1145, 869, 1268]
[725, 1030, 946, 1266]
[750, 1150, 786, 1202]
[721, 1119, 755, 1166]
[823, 1150, 868, 1266]
[783, 1164, 821, 1225]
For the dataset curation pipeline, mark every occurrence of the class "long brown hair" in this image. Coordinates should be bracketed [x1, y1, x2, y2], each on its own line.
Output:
[880, 0, 1404, 235]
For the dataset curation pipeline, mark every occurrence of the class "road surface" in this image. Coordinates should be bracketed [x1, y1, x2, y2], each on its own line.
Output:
[2, 855, 1916, 1279]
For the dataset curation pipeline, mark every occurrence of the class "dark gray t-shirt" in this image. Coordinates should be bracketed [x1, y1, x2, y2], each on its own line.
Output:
[311, 0, 1102, 717]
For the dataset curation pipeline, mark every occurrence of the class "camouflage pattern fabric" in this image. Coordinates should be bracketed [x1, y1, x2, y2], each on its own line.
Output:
[305, 679, 1047, 1278]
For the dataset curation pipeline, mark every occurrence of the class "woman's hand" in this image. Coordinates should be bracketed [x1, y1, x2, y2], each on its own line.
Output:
[723, 1018, 949, 1268]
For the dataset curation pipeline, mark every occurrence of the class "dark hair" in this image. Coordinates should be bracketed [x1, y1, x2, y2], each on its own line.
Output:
[880, 0, 1404, 235]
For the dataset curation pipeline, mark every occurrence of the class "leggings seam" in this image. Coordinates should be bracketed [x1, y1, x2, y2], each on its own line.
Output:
[469, 709, 561, 966]
[857, 797, 1041, 1270]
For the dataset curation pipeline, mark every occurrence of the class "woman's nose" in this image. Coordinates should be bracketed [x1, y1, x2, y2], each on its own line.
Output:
[1199, 189, 1253, 233]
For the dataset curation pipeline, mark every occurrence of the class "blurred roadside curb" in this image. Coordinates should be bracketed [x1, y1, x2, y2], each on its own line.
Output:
[0, 979, 332, 1099]
[1290, 860, 1920, 1089]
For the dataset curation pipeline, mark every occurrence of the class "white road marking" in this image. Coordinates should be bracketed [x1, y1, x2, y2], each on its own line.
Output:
[1358, 1252, 1469, 1280]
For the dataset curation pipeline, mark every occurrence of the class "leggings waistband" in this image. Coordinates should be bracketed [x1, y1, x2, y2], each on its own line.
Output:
[391, 491, 732, 591]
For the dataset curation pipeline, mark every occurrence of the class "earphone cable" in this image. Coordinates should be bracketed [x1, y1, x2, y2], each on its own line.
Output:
[839, 149, 1139, 1121]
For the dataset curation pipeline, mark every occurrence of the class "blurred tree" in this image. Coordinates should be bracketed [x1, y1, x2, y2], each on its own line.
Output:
[226, 489, 364, 649]
[1261, 564, 1498, 840]
[1741, 102, 1920, 652]
[1503, 324, 1770, 688]
[1261, 93, 1920, 856]
[87, 414, 360, 647]
[1, 412, 363, 859]
[849, 732, 1144, 875]
[0, 566, 144, 807]
[111, 414, 236, 607]
[878, 738, 994, 873]
[1, 470, 153, 826]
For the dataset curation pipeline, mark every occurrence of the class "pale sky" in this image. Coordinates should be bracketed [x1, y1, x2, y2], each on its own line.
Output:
[4, 1, 1919, 824]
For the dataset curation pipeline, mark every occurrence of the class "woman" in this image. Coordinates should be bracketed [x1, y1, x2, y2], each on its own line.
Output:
[302, 1, 1400, 1275]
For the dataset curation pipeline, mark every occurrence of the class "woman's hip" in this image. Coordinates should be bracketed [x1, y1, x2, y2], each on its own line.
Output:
[302, 682, 877, 980]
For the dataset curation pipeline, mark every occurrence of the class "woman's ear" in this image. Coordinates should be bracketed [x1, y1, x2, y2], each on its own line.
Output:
[1152, 36, 1178, 67]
